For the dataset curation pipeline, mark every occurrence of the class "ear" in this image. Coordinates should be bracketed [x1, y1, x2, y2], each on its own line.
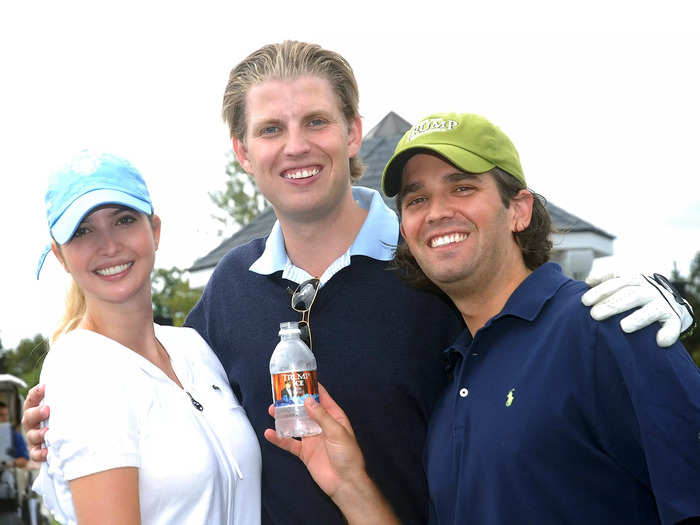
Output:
[51, 242, 69, 273]
[510, 189, 534, 232]
[346, 115, 363, 159]
[399, 221, 407, 241]
[151, 215, 162, 251]
[232, 138, 254, 174]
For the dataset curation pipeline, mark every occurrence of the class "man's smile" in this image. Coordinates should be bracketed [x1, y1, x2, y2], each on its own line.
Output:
[429, 232, 469, 248]
[281, 166, 320, 180]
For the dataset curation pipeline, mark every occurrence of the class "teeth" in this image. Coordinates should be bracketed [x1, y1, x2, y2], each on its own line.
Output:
[431, 233, 468, 248]
[96, 262, 132, 276]
[284, 167, 319, 179]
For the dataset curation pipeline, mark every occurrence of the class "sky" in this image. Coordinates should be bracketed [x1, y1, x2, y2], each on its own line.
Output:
[1, 1, 698, 349]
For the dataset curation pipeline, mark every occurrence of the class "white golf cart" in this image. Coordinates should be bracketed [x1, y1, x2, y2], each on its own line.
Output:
[0, 374, 50, 525]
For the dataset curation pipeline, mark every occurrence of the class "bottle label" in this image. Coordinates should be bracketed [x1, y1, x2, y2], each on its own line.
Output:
[271, 370, 319, 408]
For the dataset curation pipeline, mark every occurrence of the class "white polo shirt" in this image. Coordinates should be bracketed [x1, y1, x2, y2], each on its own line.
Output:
[34, 324, 261, 525]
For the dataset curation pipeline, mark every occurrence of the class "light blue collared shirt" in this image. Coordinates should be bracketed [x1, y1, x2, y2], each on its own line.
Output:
[249, 186, 399, 285]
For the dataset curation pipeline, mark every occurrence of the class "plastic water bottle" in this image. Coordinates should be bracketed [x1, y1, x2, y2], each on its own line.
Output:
[269, 321, 322, 438]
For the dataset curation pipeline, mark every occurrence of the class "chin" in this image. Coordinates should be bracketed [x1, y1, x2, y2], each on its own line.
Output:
[423, 263, 475, 287]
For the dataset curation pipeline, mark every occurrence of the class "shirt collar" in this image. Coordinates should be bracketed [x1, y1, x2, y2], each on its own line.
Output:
[492, 262, 570, 324]
[249, 187, 398, 281]
[445, 263, 570, 357]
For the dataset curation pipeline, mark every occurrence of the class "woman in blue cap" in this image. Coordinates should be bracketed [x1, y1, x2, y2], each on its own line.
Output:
[33, 151, 261, 525]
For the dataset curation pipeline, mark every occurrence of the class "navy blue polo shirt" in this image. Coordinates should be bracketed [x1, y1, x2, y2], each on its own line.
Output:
[425, 263, 700, 524]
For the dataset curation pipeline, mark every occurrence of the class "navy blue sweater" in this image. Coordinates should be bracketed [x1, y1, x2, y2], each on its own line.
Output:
[186, 238, 464, 525]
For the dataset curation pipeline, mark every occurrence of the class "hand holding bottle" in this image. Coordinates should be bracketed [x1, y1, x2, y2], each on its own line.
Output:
[264, 384, 399, 525]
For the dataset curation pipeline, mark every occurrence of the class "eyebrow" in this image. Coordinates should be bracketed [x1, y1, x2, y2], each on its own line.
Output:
[252, 117, 283, 127]
[250, 109, 336, 129]
[80, 205, 134, 224]
[304, 110, 335, 121]
[400, 171, 482, 198]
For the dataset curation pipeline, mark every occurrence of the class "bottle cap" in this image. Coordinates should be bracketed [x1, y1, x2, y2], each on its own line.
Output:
[279, 321, 302, 337]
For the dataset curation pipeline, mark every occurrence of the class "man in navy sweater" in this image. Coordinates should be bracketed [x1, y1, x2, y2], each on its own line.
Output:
[267, 112, 699, 524]
[22, 42, 692, 524]
[185, 41, 465, 524]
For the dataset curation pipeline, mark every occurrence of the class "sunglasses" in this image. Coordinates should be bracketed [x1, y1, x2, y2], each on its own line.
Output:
[291, 278, 320, 352]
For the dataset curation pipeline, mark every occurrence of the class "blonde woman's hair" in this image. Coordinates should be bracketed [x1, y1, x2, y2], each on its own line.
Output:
[52, 278, 86, 342]
[222, 40, 365, 182]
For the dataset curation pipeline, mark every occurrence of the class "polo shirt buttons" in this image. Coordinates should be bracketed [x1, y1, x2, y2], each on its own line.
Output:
[459, 388, 469, 398]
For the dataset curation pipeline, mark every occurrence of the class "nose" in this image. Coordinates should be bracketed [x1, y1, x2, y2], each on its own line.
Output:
[97, 229, 122, 256]
[284, 124, 311, 157]
[425, 193, 455, 224]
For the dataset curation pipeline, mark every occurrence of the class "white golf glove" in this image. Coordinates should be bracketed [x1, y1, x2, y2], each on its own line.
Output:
[581, 270, 695, 348]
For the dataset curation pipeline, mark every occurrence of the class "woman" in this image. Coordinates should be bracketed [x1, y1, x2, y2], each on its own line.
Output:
[33, 151, 261, 524]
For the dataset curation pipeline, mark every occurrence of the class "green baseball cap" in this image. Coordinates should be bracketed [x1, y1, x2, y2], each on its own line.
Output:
[382, 112, 525, 197]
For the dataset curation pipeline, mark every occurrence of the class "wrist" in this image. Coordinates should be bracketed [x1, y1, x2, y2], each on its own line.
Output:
[332, 471, 399, 525]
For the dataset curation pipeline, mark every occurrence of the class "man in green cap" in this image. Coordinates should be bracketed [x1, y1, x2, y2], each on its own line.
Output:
[266, 112, 700, 524]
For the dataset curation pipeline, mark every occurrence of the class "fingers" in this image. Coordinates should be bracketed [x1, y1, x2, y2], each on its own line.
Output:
[22, 383, 50, 461]
[589, 286, 655, 320]
[316, 385, 352, 429]
[619, 301, 664, 332]
[584, 269, 620, 288]
[28, 428, 49, 462]
[23, 384, 46, 413]
[263, 429, 303, 457]
[619, 301, 680, 347]
[655, 316, 681, 348]
[22, 389, 50, 464]
[582, 276, 639, 306]
[304, 392, 355, 442]
[22, 403, 49, 434]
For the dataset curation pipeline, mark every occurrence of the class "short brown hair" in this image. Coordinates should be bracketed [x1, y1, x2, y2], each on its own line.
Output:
[393, 166, 553, 292]
[222, 40, 364, 182]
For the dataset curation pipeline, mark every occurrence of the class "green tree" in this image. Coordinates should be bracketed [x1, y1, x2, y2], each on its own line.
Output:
[1, 334, 49, 395]
[208, 152, 269, 237]
[0, 337, 5, 373]
[151, 266, 202, 327]
[678, 251, 700, 365]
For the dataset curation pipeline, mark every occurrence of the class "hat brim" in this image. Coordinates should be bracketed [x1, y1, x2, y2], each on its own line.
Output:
[382, 144, 495, 197]
[50, 189, 153, 244]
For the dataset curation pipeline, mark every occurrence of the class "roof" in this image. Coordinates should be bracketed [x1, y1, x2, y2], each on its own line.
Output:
[0, 374, 27, 389]
[190, 112, 614, 272]
[547, 201, 614, 239]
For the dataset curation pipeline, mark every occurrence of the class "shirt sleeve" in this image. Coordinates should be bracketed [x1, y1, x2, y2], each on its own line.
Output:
[41, 334, 146, 481]
[12, 429, 29, 459]
[593, 319, 700, 524]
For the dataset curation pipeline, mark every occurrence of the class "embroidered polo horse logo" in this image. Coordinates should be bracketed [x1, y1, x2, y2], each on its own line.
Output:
[506, 388, 515, 407]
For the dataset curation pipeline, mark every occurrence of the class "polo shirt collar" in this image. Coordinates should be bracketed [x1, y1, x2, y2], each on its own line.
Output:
[493, 262, 569, 323]
[445, 263, 569, 357]
[249, 186, 398, 280]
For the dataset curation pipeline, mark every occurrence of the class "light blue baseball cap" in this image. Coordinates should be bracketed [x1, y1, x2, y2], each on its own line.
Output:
[36, 151, 154, 278]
